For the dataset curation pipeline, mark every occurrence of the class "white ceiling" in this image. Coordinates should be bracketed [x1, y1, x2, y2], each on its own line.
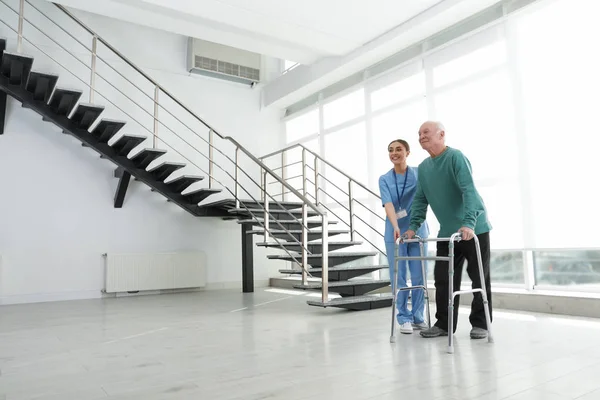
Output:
[51, 0, 503, 109]
[53, 0, 444, 64]
[137, 0, 444, 59]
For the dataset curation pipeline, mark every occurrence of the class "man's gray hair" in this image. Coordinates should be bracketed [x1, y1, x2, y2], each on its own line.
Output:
[433, 121, 445, 132]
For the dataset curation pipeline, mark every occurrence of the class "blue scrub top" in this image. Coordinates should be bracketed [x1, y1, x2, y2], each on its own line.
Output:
[378, 167, 429, 243]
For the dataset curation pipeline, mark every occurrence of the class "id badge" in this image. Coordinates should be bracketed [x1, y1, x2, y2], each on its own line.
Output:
[396, 209, 407, 219]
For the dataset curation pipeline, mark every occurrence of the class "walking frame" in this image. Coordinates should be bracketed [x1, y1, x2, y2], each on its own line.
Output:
[389, 232, 494, 354]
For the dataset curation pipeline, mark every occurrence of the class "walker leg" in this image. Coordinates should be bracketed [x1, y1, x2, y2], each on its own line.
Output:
[390, 255, 398, 343]
[448, 300, 454, 354]
[474, 236, 494, 344]
[448, 240, 456, 354]
[419, 242, 431, 329]
[390, 286, 397, 343]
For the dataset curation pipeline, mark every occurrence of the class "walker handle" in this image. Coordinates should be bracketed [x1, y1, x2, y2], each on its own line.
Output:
[397, 233, 421, 244]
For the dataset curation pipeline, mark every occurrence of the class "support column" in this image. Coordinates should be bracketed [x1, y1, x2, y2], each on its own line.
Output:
[0, 37, 6, 135]
[114, 167, 131, 208]
[241, 223, 254, 293]
[0, 90, 6, 135]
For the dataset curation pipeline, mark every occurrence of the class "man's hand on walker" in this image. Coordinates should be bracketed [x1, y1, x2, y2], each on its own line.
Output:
[404, 229, 416, 240]
[459, 226, 475, 240]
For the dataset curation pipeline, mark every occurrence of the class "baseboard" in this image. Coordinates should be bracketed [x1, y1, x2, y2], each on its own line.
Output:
[107, 287, 204, 298]
[0, 280, 272, 306]
[270, 278, 600, 319]
[0, 290, 102, 306]
[422, 288, 600, 318]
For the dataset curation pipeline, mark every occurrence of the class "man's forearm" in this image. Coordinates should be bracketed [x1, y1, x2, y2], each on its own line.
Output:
[409, 200, 427, 231]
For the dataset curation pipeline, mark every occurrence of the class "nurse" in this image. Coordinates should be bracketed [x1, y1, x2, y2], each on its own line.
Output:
[378, 139, 430, 334]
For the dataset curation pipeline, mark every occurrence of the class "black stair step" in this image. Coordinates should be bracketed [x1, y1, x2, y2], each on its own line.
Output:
[307, 294, 393, 311]
[182, 188, 222, 204]
[69, 103, 105, 130]
[268, 251, 377, 268]
[294, 279, 391, 297]
[246, 229, 349, 242]
[165, 175, 205, 193]
[48, 88, 82, 116]
[228, 207, 320, 220]
[90, 119, 126, 143]
[111, 134, 146, 156]
[239, 200, 304, 211]
[237, 218, 337, 230]
[256, 240, 361, 253]
[0, 51, 33, 86]
[148, 161, 185, 181]
[279, 264, 387, 281]
[130, 148, 167, 169]
[25, 71, 58, 103]
[197, 199, 305, 212]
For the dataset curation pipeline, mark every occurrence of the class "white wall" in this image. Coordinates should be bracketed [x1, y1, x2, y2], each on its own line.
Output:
[0, 1, 286, 305]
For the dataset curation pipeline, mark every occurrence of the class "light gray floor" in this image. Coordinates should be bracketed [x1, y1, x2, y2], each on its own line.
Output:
[1, 289, 600, 400]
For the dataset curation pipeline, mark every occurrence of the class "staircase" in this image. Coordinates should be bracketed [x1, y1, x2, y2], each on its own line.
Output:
[258, 145, 393, 310]
[0, 0, 392, 311]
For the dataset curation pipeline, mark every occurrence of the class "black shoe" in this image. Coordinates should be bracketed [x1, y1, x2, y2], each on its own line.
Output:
[420, 326, 448, 338]
[470, 327, 488, 339]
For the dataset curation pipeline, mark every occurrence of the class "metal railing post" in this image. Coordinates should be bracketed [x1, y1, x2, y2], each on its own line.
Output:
[234, 146, 240, 208]
[301, 148, 308, 285]
[314, 157, 319, 205]
[89, 35, 97, 103]
[263, 170, 270, 243]
[208, 130, 214, 188]
[17, 0, 24, 53]
[302, 203, 308, 285]
[260, 166, 265, 202]
[348, 179, 355, 241]
[153, 85, 159, 148]
[321, 211, 329, 304]
[281, 152, 286, 201]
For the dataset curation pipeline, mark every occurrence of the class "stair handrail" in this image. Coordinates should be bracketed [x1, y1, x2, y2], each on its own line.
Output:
[0, 0, 331, 302]
[260, 142, 387, 256]
[260, 143, 382, 200]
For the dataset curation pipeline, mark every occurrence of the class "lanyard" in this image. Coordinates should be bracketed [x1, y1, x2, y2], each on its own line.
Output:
[392, 167, 409, 210]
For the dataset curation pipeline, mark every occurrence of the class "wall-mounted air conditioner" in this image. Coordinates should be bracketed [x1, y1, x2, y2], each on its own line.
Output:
[187, 38, 261, 85]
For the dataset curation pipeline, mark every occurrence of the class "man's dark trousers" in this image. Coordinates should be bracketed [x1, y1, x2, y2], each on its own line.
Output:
[433, 232, 492, 333]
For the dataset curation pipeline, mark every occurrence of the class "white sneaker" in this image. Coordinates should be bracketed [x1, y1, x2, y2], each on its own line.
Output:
[412, 322, 428, 330]
[399, 322, 413, 334]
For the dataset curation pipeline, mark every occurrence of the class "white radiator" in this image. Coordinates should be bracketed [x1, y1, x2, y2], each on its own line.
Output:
[104, 252, 206, 293]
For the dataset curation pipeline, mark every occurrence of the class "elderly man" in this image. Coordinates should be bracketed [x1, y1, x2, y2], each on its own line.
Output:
[404, 121, 492, 340]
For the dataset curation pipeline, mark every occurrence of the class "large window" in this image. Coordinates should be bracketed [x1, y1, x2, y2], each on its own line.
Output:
[371, 98, 428, 182]
[432, 70, 519, 183]
[280, 0, 600, 292]
[323, 89, 365, 130]
[285, 109, 318, 143]
[322, 122, 368, 208]
[371, 70, 425, 112]
[513, 0, 600, 250]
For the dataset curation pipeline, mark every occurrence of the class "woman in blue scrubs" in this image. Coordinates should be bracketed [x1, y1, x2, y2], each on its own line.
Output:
[378, 139, 429, 334]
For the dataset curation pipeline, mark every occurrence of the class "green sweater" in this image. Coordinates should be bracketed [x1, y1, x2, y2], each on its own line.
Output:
[408, 147, 492, 237]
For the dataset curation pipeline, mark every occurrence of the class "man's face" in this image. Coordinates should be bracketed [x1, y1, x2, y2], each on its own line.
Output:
[418, 122, 443, 151]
